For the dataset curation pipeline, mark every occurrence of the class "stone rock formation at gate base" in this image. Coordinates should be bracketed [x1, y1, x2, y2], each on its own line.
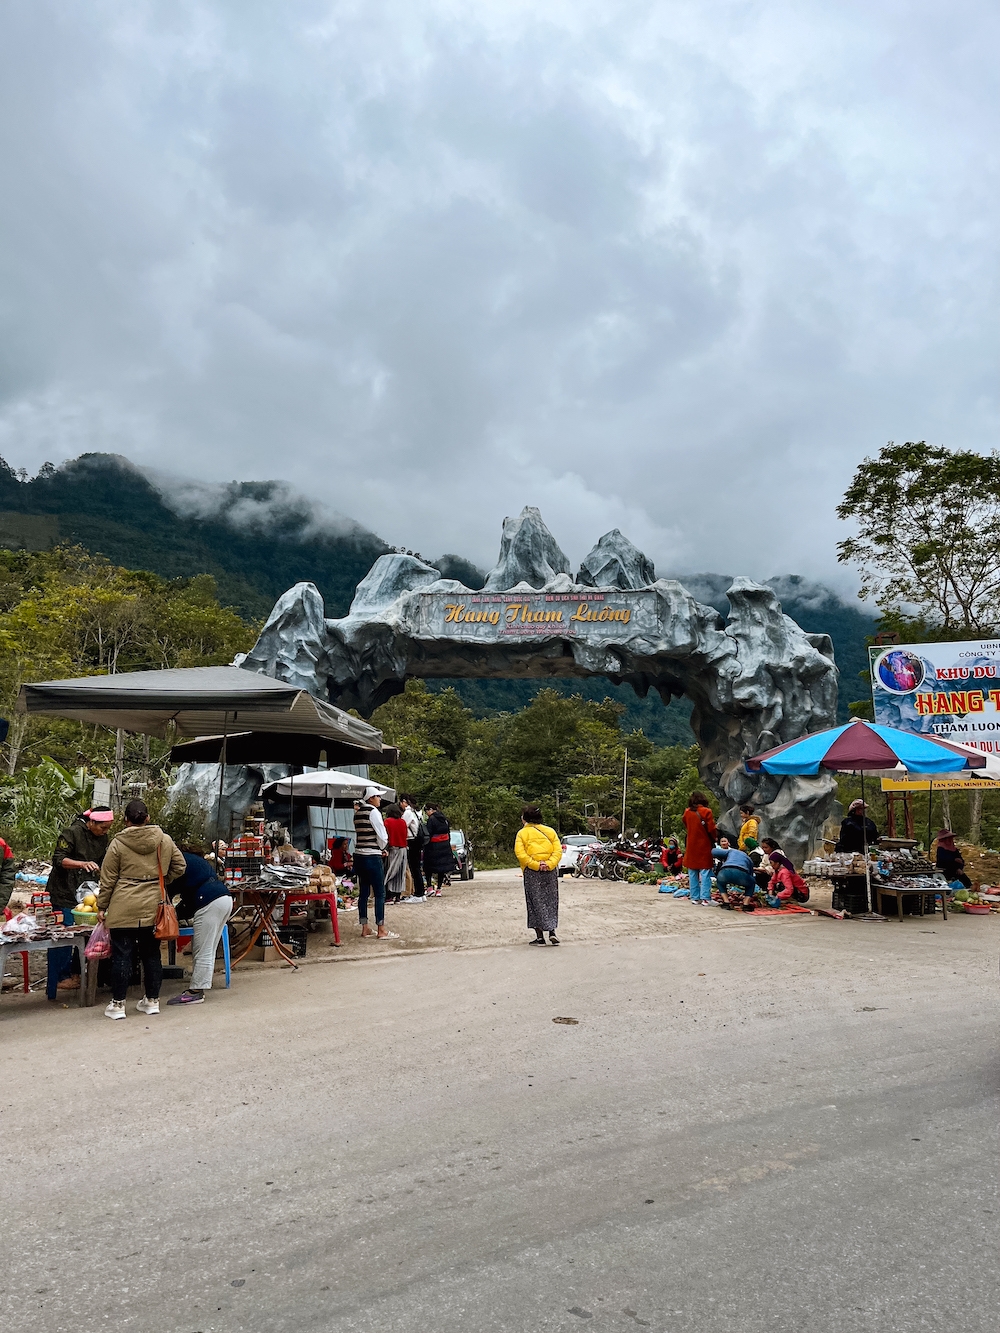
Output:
[238, 508, 840, 860]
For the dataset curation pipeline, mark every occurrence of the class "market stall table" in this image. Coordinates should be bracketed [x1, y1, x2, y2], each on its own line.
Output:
[876, 881, 948, 921]
[0, 934, 92, 1009]
[230, 884, 301, 968]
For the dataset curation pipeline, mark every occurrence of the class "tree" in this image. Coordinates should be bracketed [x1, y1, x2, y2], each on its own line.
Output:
[837, 442, 1000, 633]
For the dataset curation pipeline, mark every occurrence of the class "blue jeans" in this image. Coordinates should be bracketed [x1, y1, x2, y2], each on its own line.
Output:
[717, 867, 754, 895]
[687, 867, 713, 901]
[46, 908, 78, 998]
[356, 855, 386, 925]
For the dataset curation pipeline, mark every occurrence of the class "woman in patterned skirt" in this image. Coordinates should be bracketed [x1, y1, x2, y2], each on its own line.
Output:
[514, 805, 563, 945]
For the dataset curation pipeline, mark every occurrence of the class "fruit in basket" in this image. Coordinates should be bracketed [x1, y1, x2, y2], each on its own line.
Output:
[82, 894, 97, 907]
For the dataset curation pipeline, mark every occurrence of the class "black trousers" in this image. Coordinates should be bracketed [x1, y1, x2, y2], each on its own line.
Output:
[406, 843, 425, 897]
[111, 927, 162, 1002]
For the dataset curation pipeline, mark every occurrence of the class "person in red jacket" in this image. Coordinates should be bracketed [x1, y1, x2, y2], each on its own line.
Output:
[0, 835, 15, 911]
[682, 791, 717, 904]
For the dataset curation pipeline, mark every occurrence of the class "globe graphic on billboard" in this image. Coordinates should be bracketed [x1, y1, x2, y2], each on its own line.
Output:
[875, 648, 925, 694]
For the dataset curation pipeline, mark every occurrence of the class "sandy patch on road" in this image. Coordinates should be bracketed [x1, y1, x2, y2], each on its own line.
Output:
[273, 868, 841, 967]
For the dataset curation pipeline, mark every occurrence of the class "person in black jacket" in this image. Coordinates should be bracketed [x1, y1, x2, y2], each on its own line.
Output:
[45, 807, 114, 998]
[166, 845, 233, 1006]
[422, 803, 456, 895]
[934, 829, 972, 888]
[835, 799, 880, 853]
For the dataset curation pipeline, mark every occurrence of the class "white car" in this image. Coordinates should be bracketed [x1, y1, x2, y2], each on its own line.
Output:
[558, 834, 602, 874]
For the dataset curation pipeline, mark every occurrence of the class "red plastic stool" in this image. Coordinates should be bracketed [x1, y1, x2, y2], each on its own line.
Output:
[281, 892, 339, 945]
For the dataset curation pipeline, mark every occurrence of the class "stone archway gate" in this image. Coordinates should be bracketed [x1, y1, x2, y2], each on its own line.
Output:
[240, 508, 840, 858]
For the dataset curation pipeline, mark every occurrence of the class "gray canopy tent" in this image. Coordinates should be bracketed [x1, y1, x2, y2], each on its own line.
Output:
[17, 665, 393, 834]
[17, 666, 384, 747]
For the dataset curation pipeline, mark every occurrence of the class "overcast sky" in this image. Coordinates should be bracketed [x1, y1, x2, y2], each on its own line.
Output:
[0, 1, 996, 591]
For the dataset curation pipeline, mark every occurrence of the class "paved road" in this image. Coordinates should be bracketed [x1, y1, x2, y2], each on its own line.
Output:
[2, 916, 996, 1332]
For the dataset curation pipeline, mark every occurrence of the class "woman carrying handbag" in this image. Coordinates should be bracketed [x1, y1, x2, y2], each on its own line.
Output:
[96, 799, 186, 1020]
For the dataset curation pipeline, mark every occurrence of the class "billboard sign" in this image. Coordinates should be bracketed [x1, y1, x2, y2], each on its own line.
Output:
[870, 639, 1000, 789]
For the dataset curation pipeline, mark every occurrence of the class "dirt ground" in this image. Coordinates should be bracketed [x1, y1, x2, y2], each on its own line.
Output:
[0, 867, 935, 995]
[242, 869, 838, 967]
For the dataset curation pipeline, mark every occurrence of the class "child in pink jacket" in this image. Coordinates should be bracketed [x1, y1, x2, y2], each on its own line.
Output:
[766, 852, 809, 907]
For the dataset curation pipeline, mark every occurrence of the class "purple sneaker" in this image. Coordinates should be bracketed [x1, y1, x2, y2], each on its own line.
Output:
[166, 991, 205, 1005]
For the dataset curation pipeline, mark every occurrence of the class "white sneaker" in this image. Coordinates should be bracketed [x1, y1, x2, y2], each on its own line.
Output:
[401, 896, 425, 903]
[136, 996, 160, 1015]
[105, 1000, 126, 1020]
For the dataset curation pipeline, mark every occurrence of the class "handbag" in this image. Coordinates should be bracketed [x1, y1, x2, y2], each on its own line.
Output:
[154, 841, 179, 942]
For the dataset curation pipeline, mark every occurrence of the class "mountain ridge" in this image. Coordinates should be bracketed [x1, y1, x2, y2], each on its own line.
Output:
[0, 453, 875, 737]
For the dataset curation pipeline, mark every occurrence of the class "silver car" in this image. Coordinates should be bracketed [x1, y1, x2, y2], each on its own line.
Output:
[558, 834, 602, 874]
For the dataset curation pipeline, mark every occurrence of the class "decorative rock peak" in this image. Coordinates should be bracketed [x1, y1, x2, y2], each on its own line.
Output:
[238, 582, 330, 696]
[483, 507, 572, 591]
[349, 553, 442, 616]
[577, 529, 656, 590]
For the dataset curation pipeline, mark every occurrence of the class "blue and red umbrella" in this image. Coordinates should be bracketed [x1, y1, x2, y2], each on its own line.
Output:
[746, 718, 999, 918]
[746, 717, 999, 777]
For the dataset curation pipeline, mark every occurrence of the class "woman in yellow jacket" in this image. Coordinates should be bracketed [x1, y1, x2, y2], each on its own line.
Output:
[514, 805, 563, 945]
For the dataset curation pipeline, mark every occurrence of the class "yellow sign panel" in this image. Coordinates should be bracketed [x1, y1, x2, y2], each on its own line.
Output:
[880, 775, 1000, 792]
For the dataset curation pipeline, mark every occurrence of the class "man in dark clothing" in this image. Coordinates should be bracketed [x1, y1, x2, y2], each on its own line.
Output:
[834, 799, 880, 853]
[0, 835, 15, 911]
[46, 807, 114, 998]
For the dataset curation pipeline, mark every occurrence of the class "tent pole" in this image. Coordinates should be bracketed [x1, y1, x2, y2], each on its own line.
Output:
[927, 777, 933, 857]
[214, 711, 229, 848]
[861, 768, 872, 913]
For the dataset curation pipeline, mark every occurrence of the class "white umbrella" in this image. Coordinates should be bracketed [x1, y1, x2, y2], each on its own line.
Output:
[262, 772, 396, 805]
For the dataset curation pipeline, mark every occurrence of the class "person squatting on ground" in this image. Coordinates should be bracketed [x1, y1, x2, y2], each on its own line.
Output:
[514, 805, 562, 945]
[353, 787, 393, 939]
[715, 843, 758, 909]
[755, 838, 783, 890]
[46, 805, 115, 998]
[660, 836, 682, 874]
[422, 802, 456, 895]
[682, 792, 718, 903]
[166, 844, 234, 1006]
[399, 794, 426, 900]
[765, 851, 810, 908]
[382, 804, 409, 903]
[97, 800, 185, 1020]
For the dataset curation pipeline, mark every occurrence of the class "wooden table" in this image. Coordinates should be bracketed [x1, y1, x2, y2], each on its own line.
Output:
[0, 933, 93, 1008]
[230, 886, 300, 968]
[876, 882, 948, 921]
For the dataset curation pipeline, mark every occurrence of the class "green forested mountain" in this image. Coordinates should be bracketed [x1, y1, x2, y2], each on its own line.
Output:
[0, 453, 390, 619]
[0, 454, 874, 739]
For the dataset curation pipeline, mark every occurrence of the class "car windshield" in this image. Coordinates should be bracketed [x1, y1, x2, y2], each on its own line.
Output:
[565, 834, 597, 845]
[450, 831, 465, 849]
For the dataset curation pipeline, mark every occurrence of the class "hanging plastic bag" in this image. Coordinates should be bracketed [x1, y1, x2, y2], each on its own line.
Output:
[85, 922, 112, 960]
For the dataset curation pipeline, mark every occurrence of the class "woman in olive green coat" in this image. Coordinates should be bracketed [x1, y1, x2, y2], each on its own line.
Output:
[97, 799, 185, 1020]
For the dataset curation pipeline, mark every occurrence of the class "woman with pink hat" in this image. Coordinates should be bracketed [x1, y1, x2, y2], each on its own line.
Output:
[934, 829, 971, 889]
[45, 805, 115, 999]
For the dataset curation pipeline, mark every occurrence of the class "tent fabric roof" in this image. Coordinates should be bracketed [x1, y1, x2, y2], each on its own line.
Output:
[17, 665, 386, 752]
[169, 731, 399, 767]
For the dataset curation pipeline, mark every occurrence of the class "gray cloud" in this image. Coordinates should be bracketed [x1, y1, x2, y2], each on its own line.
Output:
[0, 0, 996, 596]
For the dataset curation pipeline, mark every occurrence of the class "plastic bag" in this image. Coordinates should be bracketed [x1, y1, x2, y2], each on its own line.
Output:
[75, 880, 100, 905]
[85, 922, 112, 960]
[2, 912, 38, 935]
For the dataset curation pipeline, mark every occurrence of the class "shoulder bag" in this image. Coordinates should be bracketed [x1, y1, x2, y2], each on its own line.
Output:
[154, 840, 179, 941]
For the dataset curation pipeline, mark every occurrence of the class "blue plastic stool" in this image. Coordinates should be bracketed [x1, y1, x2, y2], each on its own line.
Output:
[176, 925, 231, 988]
